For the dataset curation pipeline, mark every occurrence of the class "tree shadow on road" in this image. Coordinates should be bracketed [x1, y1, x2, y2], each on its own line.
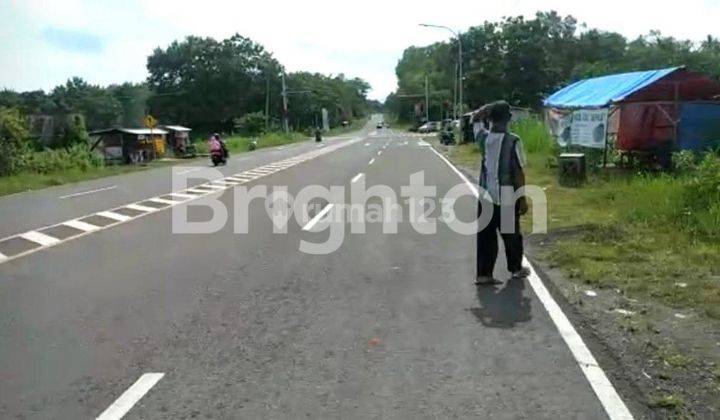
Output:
[469, 278, 532, 328]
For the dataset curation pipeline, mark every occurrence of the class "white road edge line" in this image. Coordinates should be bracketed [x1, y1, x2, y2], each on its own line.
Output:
[302, 203, 334, 232]
[351, 173, 364, 183]
[0, 251, 7, 262]
[96, 372, 164, 420]
[126, 204, 157, 213]
[176, 167, 203, 175]
[20, 231, 60, 246]
[59, 185, 117, 199]
[428, 146, 634, 420]
[368, 158, 375, 165]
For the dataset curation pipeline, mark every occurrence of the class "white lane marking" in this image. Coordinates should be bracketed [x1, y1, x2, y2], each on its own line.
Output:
[276, 146, 285, 150]
[96, 372, 164, 420]
[63, 219, 100, 232]
[377, 151, 382, 156]
[176, 167, 203, 175]
[302, 203, 334, 232]
[97, 211, 131, 222]
[0, 251, 6, 262]
[168, 193, 195, 200]
[418, 140, 431, 147]
[185, 189, 211, 195]
[147, 197, 178, 205]
[429, 146, 634, 420]
[368, 158, 375, 165]
[20, 231, 60, 246]
[351, 173, 364, 183]
[0, 137, 364, 266]
[364, 143, 370, 146]
[126, 204, 157, 212]
[59, 185, 117, 199]
[224, 177, 247, 182]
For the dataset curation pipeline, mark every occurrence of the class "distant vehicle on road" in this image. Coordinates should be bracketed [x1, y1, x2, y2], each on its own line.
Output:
[376, 122, 384, 129]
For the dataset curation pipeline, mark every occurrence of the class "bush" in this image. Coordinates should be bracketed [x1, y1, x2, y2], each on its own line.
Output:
[0, 107, 31, 175]
[19, 144, 103, 174]
[672, 150, 697, 173]
[233, 112, 266, 136]
[511, 117, 555, 156]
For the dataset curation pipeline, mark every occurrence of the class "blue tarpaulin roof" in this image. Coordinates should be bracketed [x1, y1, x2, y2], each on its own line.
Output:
[544, 67, 680, 108]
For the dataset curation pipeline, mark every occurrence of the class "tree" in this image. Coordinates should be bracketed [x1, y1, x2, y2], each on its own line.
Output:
[0, 107, 30, 175]
[146, 34, 284, 133]
[234, 111, 266, 136]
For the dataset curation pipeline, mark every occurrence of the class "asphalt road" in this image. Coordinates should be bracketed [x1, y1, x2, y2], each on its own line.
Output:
[0, 117, 624, 419]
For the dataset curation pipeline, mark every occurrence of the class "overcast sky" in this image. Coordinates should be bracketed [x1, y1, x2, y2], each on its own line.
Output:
[2, 0, 720, 101]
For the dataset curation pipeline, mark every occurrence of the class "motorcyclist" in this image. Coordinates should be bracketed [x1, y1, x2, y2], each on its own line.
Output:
[214, 133, 228, 158]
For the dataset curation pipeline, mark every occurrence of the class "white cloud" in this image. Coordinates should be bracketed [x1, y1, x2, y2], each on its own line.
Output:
[1, 0, 719, 100]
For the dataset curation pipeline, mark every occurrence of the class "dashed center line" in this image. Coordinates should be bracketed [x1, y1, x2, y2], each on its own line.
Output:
[96, 372, 164, 420]
[377, 151, 382, 156]
[302, 203, 334, 231]
[351, 173, 364, 183]
[59, 185, 117, 199]
[368, 158, 375, 165]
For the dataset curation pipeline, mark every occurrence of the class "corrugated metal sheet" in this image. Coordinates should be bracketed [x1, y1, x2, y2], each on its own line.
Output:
[544, 67, 680, 108]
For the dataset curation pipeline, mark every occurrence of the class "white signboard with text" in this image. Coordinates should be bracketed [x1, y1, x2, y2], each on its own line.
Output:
[550, 109, 608, 149]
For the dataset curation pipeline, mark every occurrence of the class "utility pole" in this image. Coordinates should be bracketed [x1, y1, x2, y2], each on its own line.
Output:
[265, 70, 270, 130]
[419, 23, 463, 121]
[281, 73, 289, 133]
[425, 74, 429, 123]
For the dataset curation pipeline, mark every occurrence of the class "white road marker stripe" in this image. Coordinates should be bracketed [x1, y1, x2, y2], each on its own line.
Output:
[59, 185, 117, 199]
[368, 158, 375, 165]
[302, 203, 334, 231]
[63, 219, 100, 232]
[0, 137, 365, 266]
[168, 193, 195, 200]
[351, 173, 364, 183]
[224, 177, 247, 182]
[429, 145, 634, 420]
[364, 143, 370, 146]
[185, 189, 211, 195]
[20, 231, 60, 246]
[96, 372, 164, 420]
[97, 211, 131, 222]
[176, 167, 203, 175]
[377, 151, 382, 156]
[147, 197, 178, 205]
[126, 204, 157, 212]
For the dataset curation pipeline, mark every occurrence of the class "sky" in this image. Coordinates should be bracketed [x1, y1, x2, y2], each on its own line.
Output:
[1, 0, 720, 101]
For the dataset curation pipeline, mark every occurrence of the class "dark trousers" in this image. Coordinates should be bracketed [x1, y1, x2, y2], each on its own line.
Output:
[477, 201, 524, 277]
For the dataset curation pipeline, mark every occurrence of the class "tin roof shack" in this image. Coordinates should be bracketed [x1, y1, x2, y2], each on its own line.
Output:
[89, 128, 168, 164]
[544, 67, 720, 166]
[162, 125, 193, 157]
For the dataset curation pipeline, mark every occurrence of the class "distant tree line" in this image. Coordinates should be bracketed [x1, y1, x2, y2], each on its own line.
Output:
[386, 11, 720, 122]
[0, 33, 372, 143]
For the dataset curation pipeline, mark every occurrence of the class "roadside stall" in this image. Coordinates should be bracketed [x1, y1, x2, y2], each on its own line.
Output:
[89, 128, 168, 164]
[544, 67, 720, 168]
[162, 125, 196, 158]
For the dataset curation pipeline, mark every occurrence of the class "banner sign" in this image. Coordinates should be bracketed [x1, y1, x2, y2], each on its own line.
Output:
[547, 108, 608, 149]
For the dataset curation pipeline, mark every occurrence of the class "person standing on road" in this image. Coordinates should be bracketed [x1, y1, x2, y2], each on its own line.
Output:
[475, 101, 530, 285]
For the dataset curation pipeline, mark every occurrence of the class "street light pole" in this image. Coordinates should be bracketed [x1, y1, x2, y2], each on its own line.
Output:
[419, 23, 463, 120]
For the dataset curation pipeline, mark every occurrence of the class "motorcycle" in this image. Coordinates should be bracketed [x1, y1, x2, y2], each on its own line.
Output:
[210, 148, 227, 166]
[440, 129, 455, 145]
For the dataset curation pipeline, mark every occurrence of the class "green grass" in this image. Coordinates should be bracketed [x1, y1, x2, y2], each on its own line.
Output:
[0, 161, 176, 196]
[194, 131, 307, 155]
